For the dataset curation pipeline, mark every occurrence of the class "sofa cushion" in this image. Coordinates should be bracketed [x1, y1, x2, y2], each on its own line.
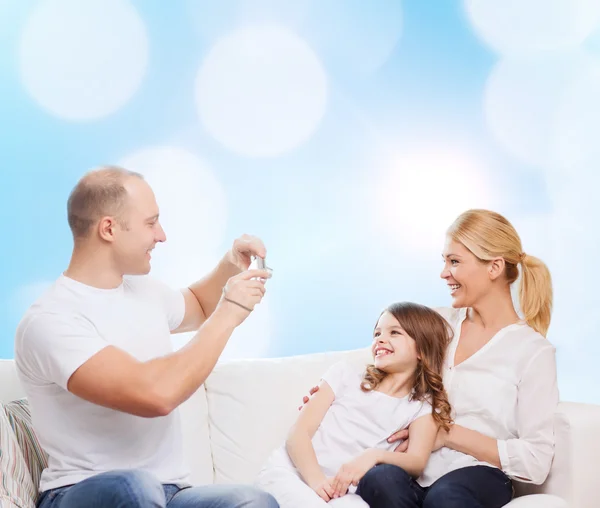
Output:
[177, 385, 214, 485]
[3, 399, 48, 496]
[0, 404, 36, 508]
[204, 348, 371, 484]
[505, 494, 569, 507]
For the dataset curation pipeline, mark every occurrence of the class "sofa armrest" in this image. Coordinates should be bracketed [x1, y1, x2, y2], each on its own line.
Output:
[514, 401, 600, 508]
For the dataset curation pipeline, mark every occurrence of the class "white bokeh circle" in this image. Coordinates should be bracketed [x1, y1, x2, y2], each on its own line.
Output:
[305, 0, 403, 74]
[185, 0, 314, 42]
[555, 58, 600, 187]
[464, 0, 600, 55]
[483, 52, 596, 170]
[373, 150, 495, 252]
[195, 24, 328, 158]
[119, 146, 227, 289]
[19, 0, 149, 121]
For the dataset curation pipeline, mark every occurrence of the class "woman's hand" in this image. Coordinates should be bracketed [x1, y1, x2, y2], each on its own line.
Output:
[331, 449, 380, 498]
[388, 428, 410, 452]
[298, 385, 320, 411]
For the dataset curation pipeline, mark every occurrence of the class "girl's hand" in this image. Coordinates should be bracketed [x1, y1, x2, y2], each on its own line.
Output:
[308, 476, 335, 502]
[331, 449, 379, 498]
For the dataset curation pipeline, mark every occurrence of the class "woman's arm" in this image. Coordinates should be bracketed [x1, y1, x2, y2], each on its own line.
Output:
[286, 380, 335, 491]
[443, 346, 558, 484]
[443, 425, 500, 467]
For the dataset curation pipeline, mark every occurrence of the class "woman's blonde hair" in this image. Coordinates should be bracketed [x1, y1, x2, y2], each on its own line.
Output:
[447, 209, 553, 336]
[361, 302, 454, 431]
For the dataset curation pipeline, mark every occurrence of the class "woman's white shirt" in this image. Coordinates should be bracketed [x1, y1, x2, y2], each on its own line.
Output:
[418, 307, 559, 487]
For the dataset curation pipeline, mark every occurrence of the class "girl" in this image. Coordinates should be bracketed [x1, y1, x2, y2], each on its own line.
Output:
[255, 302, 453, 507]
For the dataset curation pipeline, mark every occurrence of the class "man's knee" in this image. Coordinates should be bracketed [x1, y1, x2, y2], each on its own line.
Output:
[91, 469, 165, 507]
[236, 486, 279, 508]
[357, 464, 414, 500]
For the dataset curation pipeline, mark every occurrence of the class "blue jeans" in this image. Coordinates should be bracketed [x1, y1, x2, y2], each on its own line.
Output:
[36, 469, 279, 508]
[357, 464, 513, 508]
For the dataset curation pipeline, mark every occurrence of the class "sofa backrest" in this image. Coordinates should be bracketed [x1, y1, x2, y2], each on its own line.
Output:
[0, 360, 26, 404]
[205, 347, 574, 501]
[204, 347, 372, 484]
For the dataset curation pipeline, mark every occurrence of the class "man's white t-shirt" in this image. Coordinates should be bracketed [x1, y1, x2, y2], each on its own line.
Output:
[263, 360, 432, 479]
[14, 274, 191, 493]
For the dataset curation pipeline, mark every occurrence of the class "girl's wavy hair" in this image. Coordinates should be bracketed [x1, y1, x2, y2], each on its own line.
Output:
[361, 302, 454, 431]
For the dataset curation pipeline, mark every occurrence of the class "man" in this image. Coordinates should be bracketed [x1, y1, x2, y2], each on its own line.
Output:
[14, 166, 278, 508]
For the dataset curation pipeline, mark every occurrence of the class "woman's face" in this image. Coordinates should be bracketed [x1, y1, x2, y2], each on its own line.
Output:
[440, 237, 491, 308]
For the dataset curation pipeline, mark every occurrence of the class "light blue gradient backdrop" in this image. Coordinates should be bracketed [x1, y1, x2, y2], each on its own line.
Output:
[1, 1, 598, 404]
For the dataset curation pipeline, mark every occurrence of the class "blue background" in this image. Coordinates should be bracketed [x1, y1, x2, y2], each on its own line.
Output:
[1, 0, 599, 404]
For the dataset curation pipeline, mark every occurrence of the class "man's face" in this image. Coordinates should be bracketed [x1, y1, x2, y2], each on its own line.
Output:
[113, 178, 166, 276]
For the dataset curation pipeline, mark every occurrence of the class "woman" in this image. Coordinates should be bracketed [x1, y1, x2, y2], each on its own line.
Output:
[302, 209, 558, 508]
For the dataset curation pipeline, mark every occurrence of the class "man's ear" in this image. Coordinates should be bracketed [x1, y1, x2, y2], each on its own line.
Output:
[98, 216, 117, 243]
[488, 257, 505, 281]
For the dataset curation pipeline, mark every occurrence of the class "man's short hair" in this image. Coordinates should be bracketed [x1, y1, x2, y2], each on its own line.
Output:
[67, 166, 143, 239]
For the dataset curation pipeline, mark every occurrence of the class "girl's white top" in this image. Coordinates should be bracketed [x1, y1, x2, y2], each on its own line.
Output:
[419, 307, 559, 487]
[264, 360, 432, 481]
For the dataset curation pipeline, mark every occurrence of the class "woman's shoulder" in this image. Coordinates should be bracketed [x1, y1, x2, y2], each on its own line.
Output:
[511, 322, 556, 355]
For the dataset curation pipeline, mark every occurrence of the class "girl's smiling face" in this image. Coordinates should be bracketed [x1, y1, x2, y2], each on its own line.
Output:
[372, 311, 420, 373]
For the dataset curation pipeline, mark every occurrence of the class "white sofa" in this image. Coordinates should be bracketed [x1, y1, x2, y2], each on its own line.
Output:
[1, 347, 598, 507]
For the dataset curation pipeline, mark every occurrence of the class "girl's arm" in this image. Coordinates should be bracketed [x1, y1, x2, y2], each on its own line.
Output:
[331, 414, 438, 497]
[375, 414, 438, 476]
[286, 380, 335, 490]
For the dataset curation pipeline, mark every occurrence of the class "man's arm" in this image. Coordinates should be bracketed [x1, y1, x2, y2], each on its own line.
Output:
[67, 268, 270, 418]
[173, 234, 267, 333]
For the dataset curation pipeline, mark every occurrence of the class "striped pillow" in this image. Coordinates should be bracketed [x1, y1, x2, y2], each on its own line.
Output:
[0, 404, 36, 508]
[2, 400, 48, 496]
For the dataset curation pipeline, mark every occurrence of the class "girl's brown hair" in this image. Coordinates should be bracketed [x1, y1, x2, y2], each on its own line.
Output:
[361, 302, 453, 431]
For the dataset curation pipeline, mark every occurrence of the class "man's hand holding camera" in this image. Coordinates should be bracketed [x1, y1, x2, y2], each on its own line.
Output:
[219, 234, 272, 327]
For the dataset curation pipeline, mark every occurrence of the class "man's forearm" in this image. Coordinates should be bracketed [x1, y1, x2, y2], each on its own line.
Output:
[188, 253, 240, 319]
[141, 306, 237, 415]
